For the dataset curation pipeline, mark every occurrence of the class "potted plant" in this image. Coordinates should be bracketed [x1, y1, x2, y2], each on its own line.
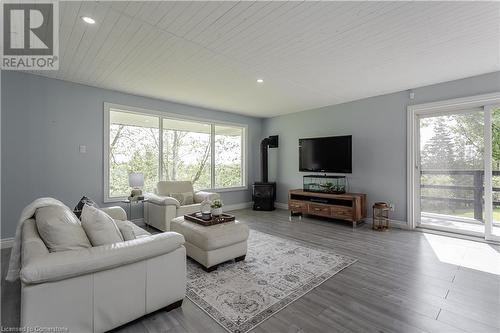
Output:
[211, 199, 223, 216]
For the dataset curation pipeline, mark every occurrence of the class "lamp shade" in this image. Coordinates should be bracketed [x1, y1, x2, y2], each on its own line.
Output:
[128, 172, 144, 188]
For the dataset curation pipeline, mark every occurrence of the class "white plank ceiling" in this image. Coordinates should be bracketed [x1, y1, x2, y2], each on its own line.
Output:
[32, 1, 500, 117]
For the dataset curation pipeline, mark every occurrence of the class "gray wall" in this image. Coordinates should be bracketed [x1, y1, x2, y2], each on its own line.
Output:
[2, 71, 499, 237]
[263, 72, 500, 222]
[1, 71, 263, 238]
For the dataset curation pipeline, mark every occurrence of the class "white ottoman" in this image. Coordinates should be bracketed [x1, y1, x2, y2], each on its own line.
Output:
[171, 216, 249, 272]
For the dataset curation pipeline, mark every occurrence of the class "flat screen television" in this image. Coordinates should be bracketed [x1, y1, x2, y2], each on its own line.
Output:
[299, 135, 352, 173]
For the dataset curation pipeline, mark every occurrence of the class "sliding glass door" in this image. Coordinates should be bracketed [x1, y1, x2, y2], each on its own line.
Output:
[418, 109, 486, 236]
[410, 97, 500, 241]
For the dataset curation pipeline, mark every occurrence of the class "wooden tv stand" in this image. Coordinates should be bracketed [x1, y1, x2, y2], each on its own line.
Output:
[288, 189, 367, 227]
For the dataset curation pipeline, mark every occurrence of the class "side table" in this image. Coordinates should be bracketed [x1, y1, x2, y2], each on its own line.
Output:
[121, 198, 148, 221]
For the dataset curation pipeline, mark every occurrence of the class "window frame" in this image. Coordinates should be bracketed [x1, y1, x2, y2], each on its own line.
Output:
[103, 102, 248, 203]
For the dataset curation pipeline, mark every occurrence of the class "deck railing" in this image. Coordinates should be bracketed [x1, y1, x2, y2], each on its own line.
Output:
[420, 170, 500, 221]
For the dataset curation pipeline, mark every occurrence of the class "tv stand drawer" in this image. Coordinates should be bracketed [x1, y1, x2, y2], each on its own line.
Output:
[331, 206, 352, 219]
[289, 200, 307, 212]
[308, 203, 331, 216]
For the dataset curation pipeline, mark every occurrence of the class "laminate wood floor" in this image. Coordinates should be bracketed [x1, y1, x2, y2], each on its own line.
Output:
[2, 208, 500, 332]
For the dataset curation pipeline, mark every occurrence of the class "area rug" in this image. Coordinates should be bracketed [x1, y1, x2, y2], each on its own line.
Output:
[186, 230, 356, 333]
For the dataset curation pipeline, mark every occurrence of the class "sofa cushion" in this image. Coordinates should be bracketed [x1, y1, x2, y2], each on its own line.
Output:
[117, 224, 136, 241]
[81, 205, 124, 246]
[176, 203, 202, 216]
[115, 220, 151, 240]
[157, 181, 193, 196]
[170, 192, 194, 205]
[35, 206, 92, 252]
[194, 191, 220, 203]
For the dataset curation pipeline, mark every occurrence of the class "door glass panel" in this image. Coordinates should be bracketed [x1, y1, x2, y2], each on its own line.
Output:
[419, 110, 485, 235]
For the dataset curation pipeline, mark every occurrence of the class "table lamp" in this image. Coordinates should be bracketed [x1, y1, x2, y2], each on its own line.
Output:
[128, 172, 144, 201]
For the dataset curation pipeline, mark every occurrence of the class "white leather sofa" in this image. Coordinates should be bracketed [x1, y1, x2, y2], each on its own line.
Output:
[145, 181, 220, 231]
[20, 206, 187, 333]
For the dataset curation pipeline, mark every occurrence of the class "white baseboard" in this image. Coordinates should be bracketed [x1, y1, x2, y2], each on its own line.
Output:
[224, 202, 253, 211]
[275, 202, 288, 210]
[1, 237, 14, 249]
[366, 218, 410, 230]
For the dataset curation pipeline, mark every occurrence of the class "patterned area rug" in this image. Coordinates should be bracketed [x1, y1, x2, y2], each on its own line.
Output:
[186, 230, 356, 333]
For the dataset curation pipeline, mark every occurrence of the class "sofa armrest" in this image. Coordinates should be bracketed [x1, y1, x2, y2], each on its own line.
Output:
[20, 232, 185, 284]
[194, 191, 220, 203]
[100, 206, 127, 221]
[22, 219, 50, 267]
[145, 193, 180, 207]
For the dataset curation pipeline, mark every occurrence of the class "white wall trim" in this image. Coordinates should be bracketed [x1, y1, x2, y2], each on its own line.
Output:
[224, 202, 253, 211]
[407, 92, 500, 231]
[391, 219, 410, 230]
[1, 237, 14, 249]
[365, 218, 410, 230]
[407, 92, 500, 115]
[275, 202, 288, 210]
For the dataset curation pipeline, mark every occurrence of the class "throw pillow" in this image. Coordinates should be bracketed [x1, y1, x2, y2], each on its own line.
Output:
[80, 204, 124, 246]
[73, 196, 99, 218]
[170, 192, 194, 205]
[35, 206, 92, 252]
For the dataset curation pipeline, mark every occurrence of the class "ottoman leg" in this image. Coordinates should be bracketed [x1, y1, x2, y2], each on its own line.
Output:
[235, 255, 246, 262]
[203, 264, 218, 272]
[164, 299, 183, 312]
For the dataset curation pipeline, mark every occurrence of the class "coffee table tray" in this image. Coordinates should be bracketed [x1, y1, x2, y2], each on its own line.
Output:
[184, 212, 235, 226]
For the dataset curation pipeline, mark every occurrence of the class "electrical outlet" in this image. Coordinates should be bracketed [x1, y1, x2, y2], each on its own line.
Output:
[389, 203, 395, 211]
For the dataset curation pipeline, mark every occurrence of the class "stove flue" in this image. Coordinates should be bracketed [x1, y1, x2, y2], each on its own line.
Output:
[253, 135, 278, 211]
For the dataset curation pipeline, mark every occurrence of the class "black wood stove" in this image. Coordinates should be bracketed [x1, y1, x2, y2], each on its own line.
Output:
[253, 135, 278, 211]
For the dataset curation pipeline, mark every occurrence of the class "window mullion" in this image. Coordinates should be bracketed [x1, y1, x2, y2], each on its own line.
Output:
[211, 124, 216, 189]
[159, 117, 163, 182]
[241, 128, 245, 186]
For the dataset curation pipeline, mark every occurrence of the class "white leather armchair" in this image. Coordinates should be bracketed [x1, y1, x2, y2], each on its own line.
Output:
[20, 206, 187, 333]
[145, 181, 220, 231]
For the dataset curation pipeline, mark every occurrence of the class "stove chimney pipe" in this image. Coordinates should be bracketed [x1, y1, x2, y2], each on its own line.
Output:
[260, 135, 278, 183]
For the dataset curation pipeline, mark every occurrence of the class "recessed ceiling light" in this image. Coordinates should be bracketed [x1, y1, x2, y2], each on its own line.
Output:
[82, 16, 95, 24]
[257, 79, 264, 83]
